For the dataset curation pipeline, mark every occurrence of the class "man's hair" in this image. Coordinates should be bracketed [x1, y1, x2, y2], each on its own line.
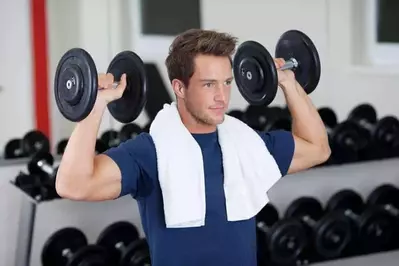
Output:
[165, 29, 238, 87]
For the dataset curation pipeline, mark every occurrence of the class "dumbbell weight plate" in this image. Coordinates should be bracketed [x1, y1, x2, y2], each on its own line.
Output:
[41, 227, 88, 266]
[367, 184, 399, 208]
[348, 103, 377, 126]
[285, 197, 324, 221]
[275, 30, 321, 94]
[119, 123, 143, 142]
[4, 138, 24, 159]
[101, 130, 120, 148]
[227, 109, 245, 122]
[106, 51, 148, 123]
[27, 151, 54, 176]
[318, 107, 337, 129]
[97, 221, 140, 264]
[54, 48, 98, 122]
[22, 130, 50, 156]
[267, 219, 307, 265]
[68, 245, 111, 266]
[95, 139, 108, 154]
[374, 116, 399, 150]
[233, 41, 278, 106]
[56, 139, 69, 155]
[313, 212, 352, 259]
[121, 239, 151, 266]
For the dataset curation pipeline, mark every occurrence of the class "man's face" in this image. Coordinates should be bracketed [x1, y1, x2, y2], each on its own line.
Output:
[184, 55, 233, 126]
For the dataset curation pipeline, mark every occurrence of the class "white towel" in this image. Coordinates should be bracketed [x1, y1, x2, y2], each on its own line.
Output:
[149, 102, 282, 228]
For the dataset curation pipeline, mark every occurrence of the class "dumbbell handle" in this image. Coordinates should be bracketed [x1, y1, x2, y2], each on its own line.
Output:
[357, 119, 374, 132]
[115, 241, 126, 251]
[279, 58, 299, 71]
[383, 204, 399, 217]
[37, 160, 55, 176]
[62, 248, 73, 259]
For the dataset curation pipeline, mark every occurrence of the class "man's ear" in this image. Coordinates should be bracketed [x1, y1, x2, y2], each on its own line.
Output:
[171, 79, 185, 99]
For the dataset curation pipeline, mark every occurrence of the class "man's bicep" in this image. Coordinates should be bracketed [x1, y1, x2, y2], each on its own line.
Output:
[258, 130, 295, 176]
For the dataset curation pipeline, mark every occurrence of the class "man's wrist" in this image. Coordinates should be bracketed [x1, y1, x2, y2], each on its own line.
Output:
[279, 80, 297, 92]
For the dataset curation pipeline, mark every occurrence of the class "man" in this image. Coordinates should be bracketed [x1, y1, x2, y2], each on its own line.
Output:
[56, 29, 330, 266]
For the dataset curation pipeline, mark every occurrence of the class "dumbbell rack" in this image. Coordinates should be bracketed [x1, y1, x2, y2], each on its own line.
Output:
[7, 157, 399, 266]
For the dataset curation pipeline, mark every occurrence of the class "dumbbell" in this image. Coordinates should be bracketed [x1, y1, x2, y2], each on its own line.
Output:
[347, 103, 399, 159]
[243, 105, 288, 131]
[227, 109, 245, 122]
[284, 196, 352, 260]
[3, 130, 50, 159]
[25, 151, 60, 200]
[234, 30, 320, 107]
[55, 48, 147, 124]
[13, 171, 48, 201]
[100, 130, 120, 148]
[42, 227, 111, 266]
[366, 184, 399, 250]
[119, 123, 143, 142]
[96, 221, 151, 266]
[318, 107, 367, 164]
[56, 138, 109, 155]
[256, 203, 308, 265]
[326, 189, 397, 254]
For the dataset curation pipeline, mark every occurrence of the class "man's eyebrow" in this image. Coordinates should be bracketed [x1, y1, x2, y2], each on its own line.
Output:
[199, 77, 234, 82]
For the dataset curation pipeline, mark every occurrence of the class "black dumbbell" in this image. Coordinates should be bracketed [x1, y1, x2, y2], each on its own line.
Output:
[318, 107, 367, 164]
[243, 105, 288, 131]
[42, 227, 111, 266]
[4, 138, 25, 159]
[326, 189, 397, 254]
[13, 171, 48, 201]
[96, 221, 151, 266]
[347, 103, 399, 159]
[56, 138, 109, 155]
[256, 203, 308, 266]
[22, 130, 51, 156]
[227, 109, 245, 122]
[285, 196, 352, 260]
[366, 184, 399, 250]
[119, 123, 143, 142]
[101, 130, 120, 148]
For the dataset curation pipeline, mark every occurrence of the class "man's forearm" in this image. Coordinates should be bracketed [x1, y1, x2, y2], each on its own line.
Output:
[281, 81, 329, 148]
[56, 102, 106, 195]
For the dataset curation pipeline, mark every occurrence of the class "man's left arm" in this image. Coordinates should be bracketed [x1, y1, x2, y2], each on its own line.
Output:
[281, 79, 331, 174]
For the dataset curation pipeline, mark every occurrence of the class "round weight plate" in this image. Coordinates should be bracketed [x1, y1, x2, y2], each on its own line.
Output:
[107, 51, 147, 123]
[285, 197, 324, 221]
[28, 151, 54, 175]
[56, 139, 68, 155]
[326, 189, 364, 214]
[227, 109, 245, 122]
[54, 48, 98, 122]
[4, 138, 24, 159]
[314, 212, 352, 259]
[367, 184, 399, 208]
[257, 203, 279, 227]
[120, 239, 150, 266]
[374, 116, 399, 148]
[318, 107, 337, 129]
[41, 227, 88, 266]
[119, 123, 143, 142]
[268, 219, 307, 265]
[100, 130, 120, 148]
[22, 130, 50, 156]
[233, 41, 278, 106]
[68, 245, 110, 266]
[95, 139, 108, 154]
[358, 207, 397, 253]
[348, 103, 377, 125]
[125, 249, 151, 266]
[266, 117, 292, 131]
[97, 221, 140, 264]
[275, 30, 321, 94]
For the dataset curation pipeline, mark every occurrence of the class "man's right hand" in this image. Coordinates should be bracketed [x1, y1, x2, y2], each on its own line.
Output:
[96, 73, 127, 105]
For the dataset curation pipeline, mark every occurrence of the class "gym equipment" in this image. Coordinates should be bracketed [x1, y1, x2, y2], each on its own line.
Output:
[4, 138, 25, 159]
[101, 130, 120, 148]
[347, 103, 399, 159]
[56, 138, 109, 155]
[56, 139, 69, 155]
[285, 196, 352, 260]
[14, 171, 47, 201]
[243, 105, 288, 131]
[54, 48, 147, 123]
[22, 130, 51, 156]
[119, 123, 143, 142]
[256, 203, 307, 265]
[366, 184, 399, 250]
[326, 189, 397, 254]
[227, 109, 245, 122]
[96, 221, 151, 266]
[233, 30, 321, 106]
[318, 107, 367, 164]
[42, 227, 111, 266]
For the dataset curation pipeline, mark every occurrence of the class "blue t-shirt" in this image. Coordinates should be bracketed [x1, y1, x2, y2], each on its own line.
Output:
[104, 129, 294, 266]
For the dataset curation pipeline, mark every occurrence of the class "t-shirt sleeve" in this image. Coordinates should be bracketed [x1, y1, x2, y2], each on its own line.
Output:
[103, 133, 154, 198]
[257, 130, 295, 176]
